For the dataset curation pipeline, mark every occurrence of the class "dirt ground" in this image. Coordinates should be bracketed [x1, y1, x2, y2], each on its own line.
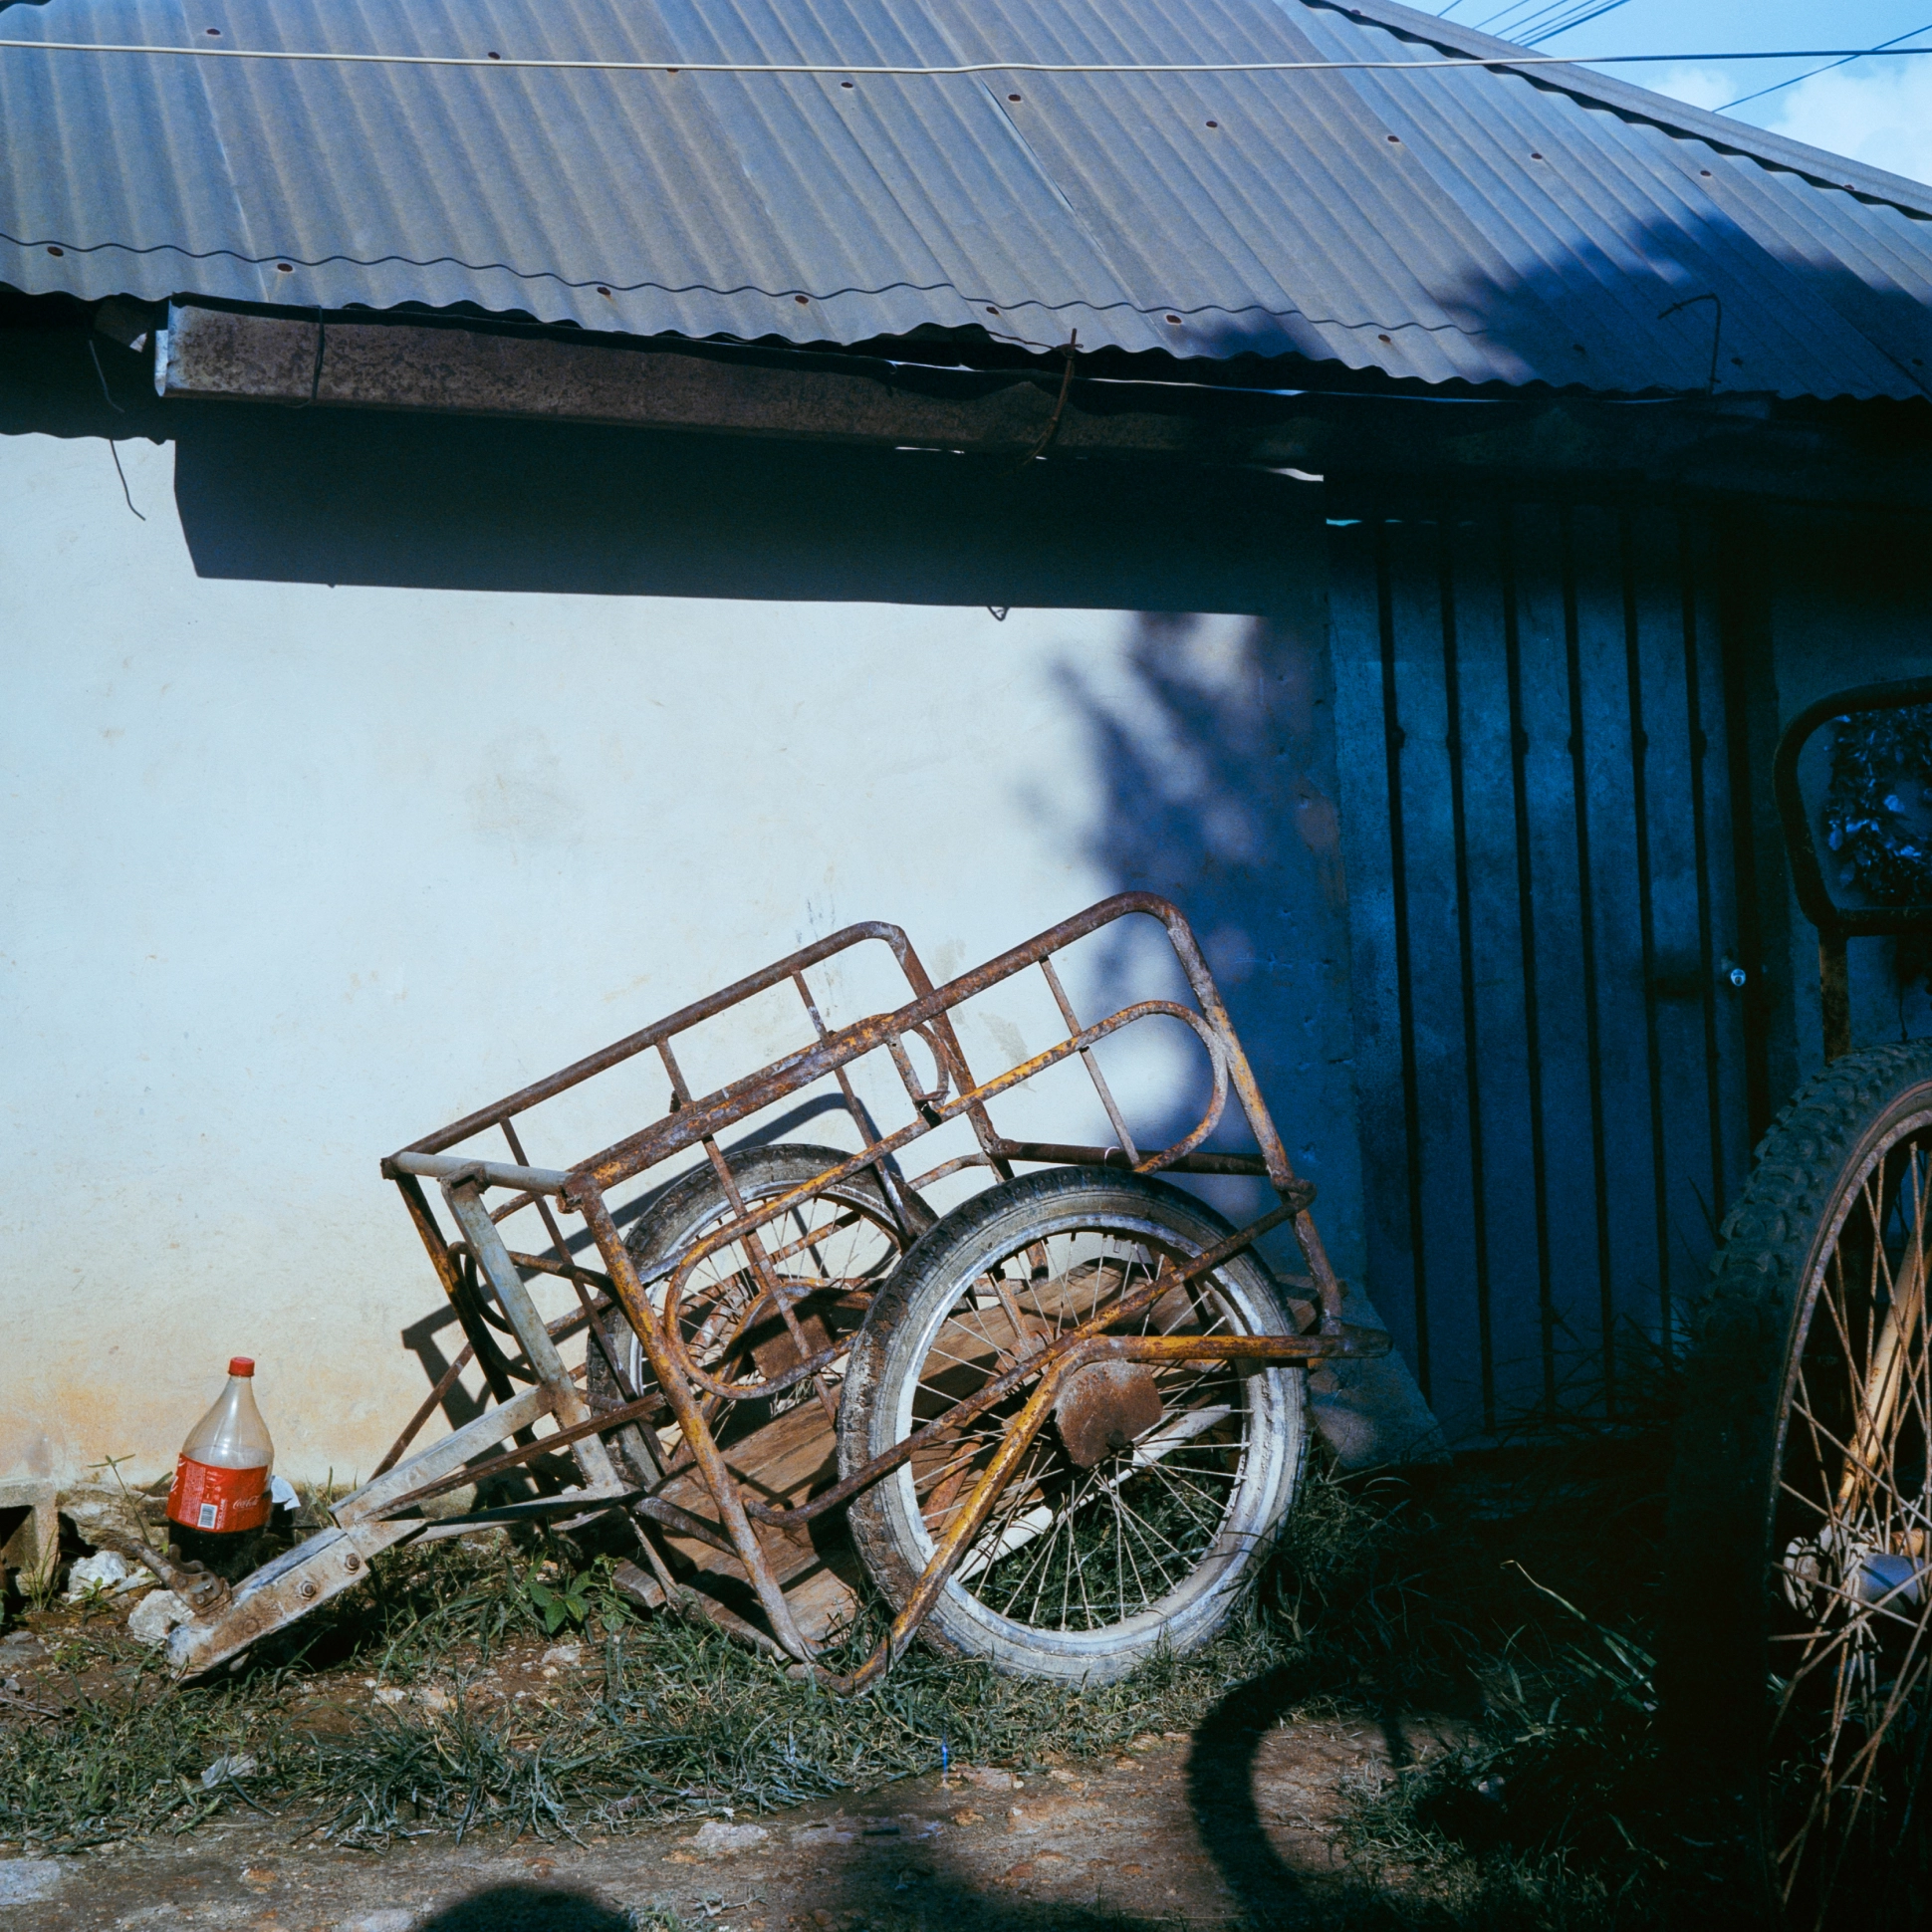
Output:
[0, 1711, 1448, 1930]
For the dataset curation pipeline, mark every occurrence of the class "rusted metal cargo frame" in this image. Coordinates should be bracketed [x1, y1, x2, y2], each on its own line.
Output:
[166, 893, 1384, 1685]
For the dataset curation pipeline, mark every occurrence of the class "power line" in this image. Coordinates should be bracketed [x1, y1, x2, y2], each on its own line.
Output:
[3, 38, 1932, 79]
[1471, 1, 1633, 47]
[1720, 20, 1932, 113]
[1521, 3, 1638, 49]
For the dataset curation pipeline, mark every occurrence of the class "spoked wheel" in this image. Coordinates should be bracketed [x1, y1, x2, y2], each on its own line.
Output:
[587, 1143, 920, 1480]
[1668, 1043, 1932, 1927]
[841, 1167, 1308, 1683]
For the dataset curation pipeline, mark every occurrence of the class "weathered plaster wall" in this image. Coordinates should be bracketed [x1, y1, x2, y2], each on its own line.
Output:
[2, 423, 1376, 1484]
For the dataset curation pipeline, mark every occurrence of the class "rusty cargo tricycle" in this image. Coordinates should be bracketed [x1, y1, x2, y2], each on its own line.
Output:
[158, 892, 1384, 1687]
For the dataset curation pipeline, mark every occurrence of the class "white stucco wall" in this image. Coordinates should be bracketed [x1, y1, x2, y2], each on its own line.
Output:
[5, 428, 1386, 1483]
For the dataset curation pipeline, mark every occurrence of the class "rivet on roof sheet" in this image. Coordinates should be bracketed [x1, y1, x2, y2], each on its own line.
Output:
[276, 262, 293, 273]
[598, 286, 611, 298]
[1378, 333, 1391, 344]
[1530, 151, 1544, 161]
[842, 81, 854, 89]
[488, 52, 501, 61]
[1206, 121, 1219, 128]
[47, 245, 63, 257]
[1165, 314, 1181, 325]
[986, 307, 999, 315]
[1386, 134, 1400, 144]
[796, 295, 810, 305]
[1009, 94, 1023, 103]
[1701, 169, 1714, 177]
[205, 27, 221, 36]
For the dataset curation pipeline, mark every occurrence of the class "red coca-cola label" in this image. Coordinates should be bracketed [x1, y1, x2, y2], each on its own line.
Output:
[166, 1457, 270, 1534]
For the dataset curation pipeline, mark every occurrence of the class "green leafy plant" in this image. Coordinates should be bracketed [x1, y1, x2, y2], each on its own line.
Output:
[520, 1564, 592, 1635]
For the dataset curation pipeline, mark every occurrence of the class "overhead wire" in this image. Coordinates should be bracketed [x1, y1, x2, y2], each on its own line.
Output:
[1470, 1, 1634, 46]
[2, 38, 1932, 78]
[1720, 19, 1932, 113]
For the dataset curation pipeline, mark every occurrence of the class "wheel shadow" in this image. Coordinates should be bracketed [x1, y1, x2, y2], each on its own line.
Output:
[1185, 1664, 1315, 1926]
[400, 1665, 1426, 1932]
[411, 1886, 632, 1929]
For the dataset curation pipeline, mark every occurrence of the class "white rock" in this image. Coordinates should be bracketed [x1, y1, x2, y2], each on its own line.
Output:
[681, 1819, 771, 1857]
[416, 1686, 453, 1714]
[63, 1551, 153, 1601]
[0, 1858, 61, 1903]
[199, 1752, 259, 1790]
[338, 1913, 415, 1932]
[372, 1686, 410, 1707]
[540, 1642, 583, 1668]
[126, 1589, 192, 1648]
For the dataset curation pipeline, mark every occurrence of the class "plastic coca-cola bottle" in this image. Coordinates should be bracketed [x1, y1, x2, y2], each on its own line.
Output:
[166, 1358, 275, 1570]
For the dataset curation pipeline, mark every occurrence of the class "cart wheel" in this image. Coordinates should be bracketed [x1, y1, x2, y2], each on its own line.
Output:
[587, 1143, 921, 1482]
[841, 1167, 1308, 1683]
[1666, 1041, 1932, 1926]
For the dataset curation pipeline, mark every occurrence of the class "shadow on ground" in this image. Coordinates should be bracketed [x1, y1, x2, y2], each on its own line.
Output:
[415, 1885, 633, 1930]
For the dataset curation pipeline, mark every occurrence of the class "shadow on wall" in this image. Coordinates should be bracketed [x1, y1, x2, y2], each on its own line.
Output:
[1056, 613, 1442, 1466]
[1053, 612, 1354, 1216]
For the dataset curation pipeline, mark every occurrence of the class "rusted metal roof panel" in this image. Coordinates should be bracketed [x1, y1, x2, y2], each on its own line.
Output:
[3, 0, 1930, 399]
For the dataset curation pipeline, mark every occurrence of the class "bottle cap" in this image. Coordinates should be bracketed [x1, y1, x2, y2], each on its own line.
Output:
[228, 1356, 256, 1377]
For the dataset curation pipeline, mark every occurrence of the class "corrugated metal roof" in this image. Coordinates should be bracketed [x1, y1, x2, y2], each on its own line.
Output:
[4, 0, 1931, 399]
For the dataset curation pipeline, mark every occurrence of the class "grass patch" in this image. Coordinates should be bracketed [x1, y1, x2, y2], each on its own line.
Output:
[0, 1428, 1676, 1926]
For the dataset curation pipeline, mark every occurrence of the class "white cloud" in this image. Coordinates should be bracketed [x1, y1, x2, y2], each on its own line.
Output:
[1636, 57, 1932, 189]
[1642, 64, 1736, 113]
[1761, 61, 1932, 188]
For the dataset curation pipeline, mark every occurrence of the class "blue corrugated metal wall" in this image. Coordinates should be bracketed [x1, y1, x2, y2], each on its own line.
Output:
[1328, 502, 1757, 1440]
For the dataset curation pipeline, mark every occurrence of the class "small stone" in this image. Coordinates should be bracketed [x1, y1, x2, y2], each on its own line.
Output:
[200, 1753, 258, 1789]
[417, 1686, 453, 1715]
[0, 1859, 61, 1903]
[963, 1766, 1014, 1791]
[339, 1913, 415, 1932]
[791, 1819, 854, 1846]
[540, 1642, 583, 1668]
[950, 1810, 983, 1826]
[682, 1820, 771, 1858]
[126, 1589, 192, 1648]
[373, 1686, 410, 1707]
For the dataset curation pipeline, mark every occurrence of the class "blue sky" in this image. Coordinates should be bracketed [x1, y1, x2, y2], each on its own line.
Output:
[1427, 2, 1932, 183]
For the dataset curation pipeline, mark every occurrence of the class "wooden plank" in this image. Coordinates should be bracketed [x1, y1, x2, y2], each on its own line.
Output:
[155, 307, 1932, 508]
[1329, 520, 1427, 1391]
[1566, 504, 1665, 1411]
[1509, 503, 1603, 1418]
[1382, 516, 1486, 1431]
[1444, 510, 1544, 1434]
[1625, 507, 1728, 1349]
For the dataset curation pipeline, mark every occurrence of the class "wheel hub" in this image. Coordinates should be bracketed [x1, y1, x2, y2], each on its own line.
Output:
[1053, 1360, 1164, 1467]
